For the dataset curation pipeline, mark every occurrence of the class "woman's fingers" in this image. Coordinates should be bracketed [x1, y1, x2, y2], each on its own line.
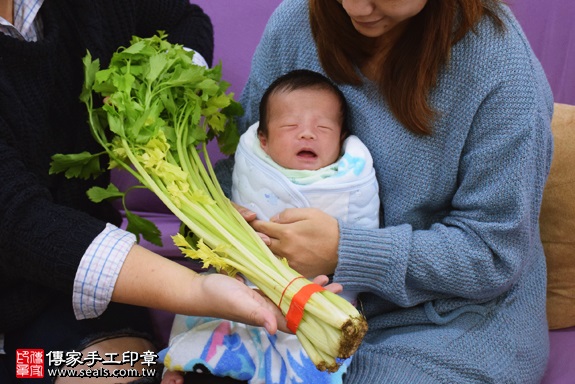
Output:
[232, 201, 257, 221]
[251, 208, 339, 277]
[312, 275, 343, 294]
[232, 202, 271, 245]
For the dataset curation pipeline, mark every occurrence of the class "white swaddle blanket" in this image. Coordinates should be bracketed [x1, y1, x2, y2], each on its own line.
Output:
[232, 122, 380, 228]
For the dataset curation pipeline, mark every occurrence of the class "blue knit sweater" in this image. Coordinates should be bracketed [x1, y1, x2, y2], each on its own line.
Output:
[217, 0, 554, 382]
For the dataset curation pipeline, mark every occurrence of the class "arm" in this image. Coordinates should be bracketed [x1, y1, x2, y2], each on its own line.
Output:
[0, 147, 283, 333]
[112, 244, 284, 334]
[112, 244, 341, 333]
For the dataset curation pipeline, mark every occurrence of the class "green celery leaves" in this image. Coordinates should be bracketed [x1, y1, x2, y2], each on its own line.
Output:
[50, 32, 242, 246]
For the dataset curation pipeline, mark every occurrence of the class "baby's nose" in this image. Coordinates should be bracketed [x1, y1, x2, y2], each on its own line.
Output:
[298, 125, 317, 139]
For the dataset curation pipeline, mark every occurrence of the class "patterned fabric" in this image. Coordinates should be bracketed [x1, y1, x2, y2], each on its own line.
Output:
[73, 224, 136, 320]
[160, 315, 351, 384]
[0, 0, 44, 41]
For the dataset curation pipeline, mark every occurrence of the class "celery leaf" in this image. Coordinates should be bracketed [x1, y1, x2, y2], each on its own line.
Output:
[125, 210, 163, 246]
[49, 152, 102, 180]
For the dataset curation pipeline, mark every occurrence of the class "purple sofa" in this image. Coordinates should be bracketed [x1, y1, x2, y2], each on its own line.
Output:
[111, 1, 575, 382]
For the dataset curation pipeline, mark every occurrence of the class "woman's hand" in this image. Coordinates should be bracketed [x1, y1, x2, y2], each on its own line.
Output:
[232, 202, 272, 245]
[251, 208, 340, 278]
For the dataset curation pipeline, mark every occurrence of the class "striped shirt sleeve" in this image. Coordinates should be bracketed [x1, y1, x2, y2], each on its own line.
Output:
[72, 223, 136, 320]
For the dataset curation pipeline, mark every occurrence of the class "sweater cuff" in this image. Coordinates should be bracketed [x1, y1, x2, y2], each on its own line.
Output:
[334, 223, 410, 295]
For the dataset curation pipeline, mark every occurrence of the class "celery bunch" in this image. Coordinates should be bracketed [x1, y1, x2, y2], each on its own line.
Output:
[50, 33, 367, 372]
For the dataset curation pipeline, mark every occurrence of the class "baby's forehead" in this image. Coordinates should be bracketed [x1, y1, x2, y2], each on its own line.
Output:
[270, 86, 337, 98]
[266, 88, 344, 114]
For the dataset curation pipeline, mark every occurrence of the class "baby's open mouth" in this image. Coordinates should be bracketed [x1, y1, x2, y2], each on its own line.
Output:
[297, 150, 317, 158]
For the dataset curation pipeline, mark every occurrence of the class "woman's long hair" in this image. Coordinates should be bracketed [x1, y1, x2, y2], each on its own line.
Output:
[309, 0, 504, 135]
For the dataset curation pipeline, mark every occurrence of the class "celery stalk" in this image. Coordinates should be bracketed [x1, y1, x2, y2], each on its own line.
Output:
[50, 33, 368, 372]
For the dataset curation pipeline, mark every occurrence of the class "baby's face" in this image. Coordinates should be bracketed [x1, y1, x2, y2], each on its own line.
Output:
[259, 88, 343, 170]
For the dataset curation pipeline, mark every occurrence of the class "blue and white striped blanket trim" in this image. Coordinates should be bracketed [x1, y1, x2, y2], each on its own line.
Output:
[159, 315, 351, 384]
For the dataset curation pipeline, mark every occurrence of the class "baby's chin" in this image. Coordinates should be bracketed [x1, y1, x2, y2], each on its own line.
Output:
[282, 158, 330, 171]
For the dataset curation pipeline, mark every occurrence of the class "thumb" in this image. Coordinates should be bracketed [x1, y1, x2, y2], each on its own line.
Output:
[259, 310, 279, 335]
[245, 291, 281, 335]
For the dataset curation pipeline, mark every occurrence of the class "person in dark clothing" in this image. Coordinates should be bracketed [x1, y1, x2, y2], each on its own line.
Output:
[0, 1, 295, 382]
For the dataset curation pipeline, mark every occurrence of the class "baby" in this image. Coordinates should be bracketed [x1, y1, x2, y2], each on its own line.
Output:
[161, 69, 380, 384]
[233, 69, 380, 231]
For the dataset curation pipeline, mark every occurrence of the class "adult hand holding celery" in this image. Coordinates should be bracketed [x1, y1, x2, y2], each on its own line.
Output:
[49, 33, 367, 372]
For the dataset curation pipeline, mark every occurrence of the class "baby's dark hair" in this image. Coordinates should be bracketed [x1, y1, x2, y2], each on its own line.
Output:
[258, 69, 350, 141]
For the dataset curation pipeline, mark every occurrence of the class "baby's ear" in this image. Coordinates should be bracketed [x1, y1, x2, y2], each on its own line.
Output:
[339, 128, 349, 146]
[258, 131, 268, 150]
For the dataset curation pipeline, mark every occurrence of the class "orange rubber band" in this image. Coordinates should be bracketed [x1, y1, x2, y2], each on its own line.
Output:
[286, 283, 326, 333]
[278, 276, 304, 310]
